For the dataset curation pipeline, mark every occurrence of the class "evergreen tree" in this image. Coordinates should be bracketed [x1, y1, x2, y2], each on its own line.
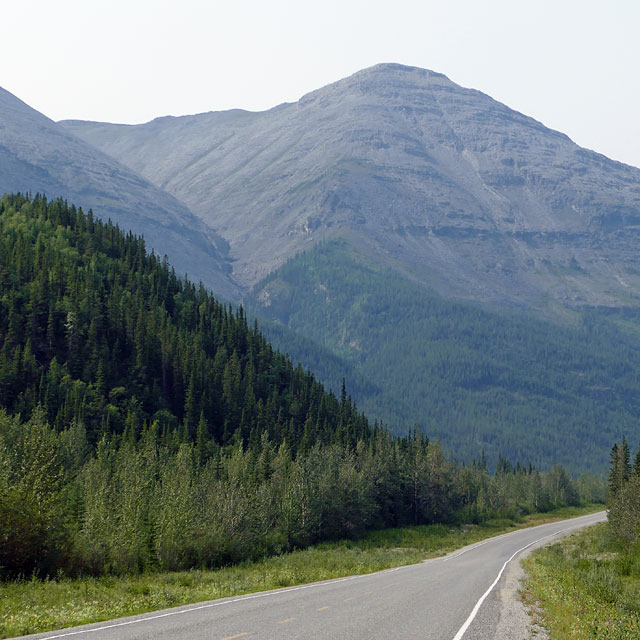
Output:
[609, 439, 631, 500]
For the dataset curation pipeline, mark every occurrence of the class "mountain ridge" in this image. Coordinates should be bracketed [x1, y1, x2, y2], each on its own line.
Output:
[60, 63, 640, 311]
[0, 85, 240, 299]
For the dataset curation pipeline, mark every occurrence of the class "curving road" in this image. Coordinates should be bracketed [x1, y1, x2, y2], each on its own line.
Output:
[22, 512, 605, 640]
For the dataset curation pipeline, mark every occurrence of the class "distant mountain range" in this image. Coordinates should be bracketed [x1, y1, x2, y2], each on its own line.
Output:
[3, 63, 640, 471]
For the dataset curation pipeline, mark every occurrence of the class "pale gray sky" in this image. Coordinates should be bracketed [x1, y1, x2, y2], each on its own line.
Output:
[3, 0, 640, 167]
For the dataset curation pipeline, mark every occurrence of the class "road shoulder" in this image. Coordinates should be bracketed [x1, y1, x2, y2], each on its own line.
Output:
[493, 544, 550, 640]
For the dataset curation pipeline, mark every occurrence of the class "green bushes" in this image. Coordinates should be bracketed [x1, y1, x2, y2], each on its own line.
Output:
[524, 440, 640, 638]
[608, 438, 640, 544]
[524, 525, 640, 639]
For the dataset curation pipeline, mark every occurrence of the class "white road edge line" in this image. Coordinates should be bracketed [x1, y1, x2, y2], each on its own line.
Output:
[33, 514, 602, 640]
[35, 568, 399, 639]
[442, 512, 602, 562]
[451, 521, 587, 640]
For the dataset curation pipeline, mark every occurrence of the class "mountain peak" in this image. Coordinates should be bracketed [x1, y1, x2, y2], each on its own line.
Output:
[60, 64, 640, 308]
[299, 62, 456, 107]
[354, 62, 450, 81]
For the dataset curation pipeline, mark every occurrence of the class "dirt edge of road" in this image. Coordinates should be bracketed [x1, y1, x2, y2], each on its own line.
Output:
[494, 540, 553, 639]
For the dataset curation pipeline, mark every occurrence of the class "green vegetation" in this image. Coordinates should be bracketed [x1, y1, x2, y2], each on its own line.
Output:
[523, 440, 640, 638]
[0, 505, 599, 639]
[248, 239, 640, 472]
[0, 194, 603, 596]
[0, 195, 371, 456]
[0, 404, 596, 581]
[523, 524, 640, 639]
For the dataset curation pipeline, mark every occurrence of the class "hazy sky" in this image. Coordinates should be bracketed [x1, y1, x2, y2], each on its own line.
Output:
[3, 0, 639, 167]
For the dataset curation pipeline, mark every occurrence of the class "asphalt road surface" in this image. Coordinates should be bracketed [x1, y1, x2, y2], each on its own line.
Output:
[22, 511, 606, 640]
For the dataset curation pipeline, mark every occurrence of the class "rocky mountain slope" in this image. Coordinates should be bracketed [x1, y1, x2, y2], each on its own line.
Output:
[0, 86, 239, 298]
[62, 63, 640, 311]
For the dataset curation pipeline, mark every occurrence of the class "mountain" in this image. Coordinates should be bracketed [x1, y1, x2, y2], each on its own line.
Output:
[61, 63, 640, 311]
[0, 86, 239, 299]
[56, 64, 640, 470]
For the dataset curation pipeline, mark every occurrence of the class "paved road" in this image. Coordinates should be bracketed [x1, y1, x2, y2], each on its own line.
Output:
[23, 512, 605, 640]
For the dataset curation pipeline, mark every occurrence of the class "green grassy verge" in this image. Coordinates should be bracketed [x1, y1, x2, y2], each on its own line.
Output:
[523, 521, 640, 639]
[1, 504, 601, 638]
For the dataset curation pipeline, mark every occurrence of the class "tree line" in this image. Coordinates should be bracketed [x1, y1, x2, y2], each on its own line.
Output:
[1, 407, 594, 578]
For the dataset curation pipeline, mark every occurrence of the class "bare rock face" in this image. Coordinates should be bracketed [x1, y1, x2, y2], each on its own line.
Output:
[61, 64, 640, 310]
[0, 87, 240, 299]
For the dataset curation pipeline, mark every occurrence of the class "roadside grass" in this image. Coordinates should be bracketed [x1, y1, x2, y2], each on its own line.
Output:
[523, 521, 640, 639]
[1, 504, 601, 638]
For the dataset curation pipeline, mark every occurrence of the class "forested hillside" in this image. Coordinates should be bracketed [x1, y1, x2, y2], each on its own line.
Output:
[0, 194, 372, 454]
[248, 240, 640, 472]
[0, 194, 597, 580]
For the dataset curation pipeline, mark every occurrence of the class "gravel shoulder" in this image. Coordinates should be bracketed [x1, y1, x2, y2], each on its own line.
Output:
[493, 543, 550, 640]
[473, 515, 607, 640]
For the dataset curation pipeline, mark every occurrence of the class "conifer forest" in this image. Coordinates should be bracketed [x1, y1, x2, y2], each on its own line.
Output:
[0, 194, 600, 580]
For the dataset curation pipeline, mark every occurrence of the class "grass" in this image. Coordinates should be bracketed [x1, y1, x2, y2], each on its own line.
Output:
[523, 521, 640, 639]
[0, 504, 602, 638]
